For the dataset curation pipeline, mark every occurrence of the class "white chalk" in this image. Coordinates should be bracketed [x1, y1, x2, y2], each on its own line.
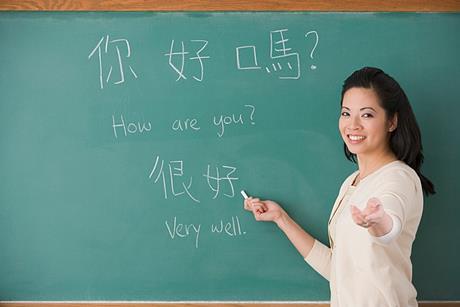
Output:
[240, 190, 249, 199]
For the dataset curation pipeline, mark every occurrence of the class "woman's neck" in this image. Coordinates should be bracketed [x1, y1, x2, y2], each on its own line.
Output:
[356, 151, 397, 179]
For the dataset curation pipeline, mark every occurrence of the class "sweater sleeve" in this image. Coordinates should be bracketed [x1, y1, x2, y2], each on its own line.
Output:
[372, 213, 402, 244]
[373, 169, 419, 225]
[304, 239, 332, 281]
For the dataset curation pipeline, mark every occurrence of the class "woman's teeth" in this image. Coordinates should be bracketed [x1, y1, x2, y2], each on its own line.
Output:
[349, 135, 365, 141]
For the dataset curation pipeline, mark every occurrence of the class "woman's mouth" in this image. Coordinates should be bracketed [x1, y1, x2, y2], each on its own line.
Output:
[347, 134, 366, 144]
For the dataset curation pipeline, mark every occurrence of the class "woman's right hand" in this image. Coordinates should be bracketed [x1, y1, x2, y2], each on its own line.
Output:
[243, 197, 286, 224]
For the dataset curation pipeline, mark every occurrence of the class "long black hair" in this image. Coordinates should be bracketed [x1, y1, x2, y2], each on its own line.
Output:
[341, 67, 435, 196]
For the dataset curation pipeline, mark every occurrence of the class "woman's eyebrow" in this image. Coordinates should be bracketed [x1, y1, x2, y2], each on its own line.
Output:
[341, 106, 376, 111]
[360, 107, 376, 112]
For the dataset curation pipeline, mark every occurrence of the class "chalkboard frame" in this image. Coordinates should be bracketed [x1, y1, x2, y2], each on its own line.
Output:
[0, 1, 459, 307]
[0, 0, 459, 12]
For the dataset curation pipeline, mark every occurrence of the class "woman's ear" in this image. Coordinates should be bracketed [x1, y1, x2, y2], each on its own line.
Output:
[389, 113, 398, 132]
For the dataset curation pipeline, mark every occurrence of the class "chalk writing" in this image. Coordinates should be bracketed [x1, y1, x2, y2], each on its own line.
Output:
[164, 215, 247, 248]
[172, 118, 201, 132]
[149, 156, 200, 203]
[211, 216, 246, 236]
[165, 216, 201, 248]
[268, 29, 300, 79]
[235, 29, 319, 79]
[236, 46, 261, 70]
[203, 165, 239, 199]
[112, 114, 152, 138]
[213, 113, 243, 138]
[305, 30, 319, 70]
[148, 156, 239, 202]
[88, 30, 319, 86]
[212, 104, 256, 137]
[165, 39, 210, 82]
[88, 35, 138, 89]
[110, 105, 256, 138]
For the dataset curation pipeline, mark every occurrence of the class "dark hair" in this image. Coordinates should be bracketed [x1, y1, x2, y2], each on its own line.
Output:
[341, 67, 435, 196]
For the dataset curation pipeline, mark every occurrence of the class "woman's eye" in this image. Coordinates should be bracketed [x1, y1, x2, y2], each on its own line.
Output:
[362, 113, 374, 118]
[341, 111, 350, 117]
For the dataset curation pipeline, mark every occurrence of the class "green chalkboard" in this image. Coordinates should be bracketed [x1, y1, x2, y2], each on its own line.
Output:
[0, 12, 459, 302]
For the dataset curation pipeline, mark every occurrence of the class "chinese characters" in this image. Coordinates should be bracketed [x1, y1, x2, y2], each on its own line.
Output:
[164, 39, 210, 82]
[148, 155, 239, 203]
[88, 35, 138, 89]
[235, 29, 319, 80]
[88, 29, 320, 89]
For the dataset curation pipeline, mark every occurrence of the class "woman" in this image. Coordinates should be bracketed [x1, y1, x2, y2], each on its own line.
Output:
[244, 67, 435, 306]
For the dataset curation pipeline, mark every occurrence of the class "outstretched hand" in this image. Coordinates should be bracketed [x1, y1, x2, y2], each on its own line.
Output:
[350, 197, 385, 228]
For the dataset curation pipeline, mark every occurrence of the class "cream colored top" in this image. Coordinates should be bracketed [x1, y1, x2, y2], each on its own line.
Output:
[304, 160, 423, 307]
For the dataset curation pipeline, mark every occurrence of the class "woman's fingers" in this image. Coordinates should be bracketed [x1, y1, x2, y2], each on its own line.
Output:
[244, 197, 260, 210]
[368, 197, 381, 206]
[363, 198, 384, 223]
[252, 203, 264, 213]
[351, 205, 364, 222]
[351, 205, 371, 228]
[365, 210, 384, 223]
[363, 198, 382, 214]
[244, 199, 252, 210]
[244, 199, 283, 223]
[351, 198, 386, 228]
[252, 204, 264, 219]
[244, 197, 268, 215]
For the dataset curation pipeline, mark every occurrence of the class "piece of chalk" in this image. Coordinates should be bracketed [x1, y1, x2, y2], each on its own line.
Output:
[240, 190, 249, 199]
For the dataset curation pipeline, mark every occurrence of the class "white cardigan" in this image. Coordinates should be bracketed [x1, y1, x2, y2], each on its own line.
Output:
[304, 160, 423, 307]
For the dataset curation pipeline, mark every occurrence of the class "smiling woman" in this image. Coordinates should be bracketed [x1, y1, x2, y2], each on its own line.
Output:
[244, 67, 436, 307]
[339, 87, 397, 167]
[340, 67, 435, 195]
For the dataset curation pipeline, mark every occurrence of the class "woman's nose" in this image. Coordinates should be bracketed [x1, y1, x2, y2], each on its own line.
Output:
[348, 116, 362, 130]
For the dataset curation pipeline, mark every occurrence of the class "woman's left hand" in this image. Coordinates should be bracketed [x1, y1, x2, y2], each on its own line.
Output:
[350, 197, 385, 228]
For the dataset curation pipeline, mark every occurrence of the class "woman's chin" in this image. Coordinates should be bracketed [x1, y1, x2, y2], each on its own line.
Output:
[346, 144, 362, 155]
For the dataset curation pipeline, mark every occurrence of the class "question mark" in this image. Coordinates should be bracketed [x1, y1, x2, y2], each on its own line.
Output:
[305, 30, 319, 70]
[244, 104, 256, 125]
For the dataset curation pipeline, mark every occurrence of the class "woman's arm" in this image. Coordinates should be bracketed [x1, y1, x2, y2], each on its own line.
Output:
[244, 198, 315, 258]
[244, 197, 332, 280]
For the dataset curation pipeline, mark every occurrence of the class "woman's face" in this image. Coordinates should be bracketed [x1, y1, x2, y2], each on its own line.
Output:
[339, 87, 396, 158]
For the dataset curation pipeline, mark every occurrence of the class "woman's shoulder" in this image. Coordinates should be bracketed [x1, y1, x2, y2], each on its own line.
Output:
[374, 160, 422, 191]
[379, 160, 418, 180]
